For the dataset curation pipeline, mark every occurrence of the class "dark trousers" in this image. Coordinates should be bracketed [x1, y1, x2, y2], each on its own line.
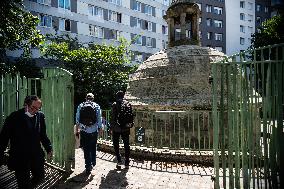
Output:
[80, 131, 98, 170]
[14, 158, 45, 189]
[112, 131, 130, 166]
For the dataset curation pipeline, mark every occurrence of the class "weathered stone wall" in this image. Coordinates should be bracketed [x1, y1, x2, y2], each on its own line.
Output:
[125, 45, 225, 110]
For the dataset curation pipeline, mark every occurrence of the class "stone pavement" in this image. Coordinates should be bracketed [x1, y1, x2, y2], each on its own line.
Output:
[55, 149, 214, 189]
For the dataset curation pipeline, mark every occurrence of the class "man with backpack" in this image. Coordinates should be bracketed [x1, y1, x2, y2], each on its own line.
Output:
[75, 93, 102, 174]
[110, 91, 134, 169]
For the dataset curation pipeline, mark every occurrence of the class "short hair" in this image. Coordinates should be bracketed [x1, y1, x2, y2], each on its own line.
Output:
[24, 95, 40, 106]
[116, 91, 125, 100]
[86, 93, 94, 100]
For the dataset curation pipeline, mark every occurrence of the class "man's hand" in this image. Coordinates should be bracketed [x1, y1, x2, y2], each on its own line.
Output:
[47, 151, 53, 160]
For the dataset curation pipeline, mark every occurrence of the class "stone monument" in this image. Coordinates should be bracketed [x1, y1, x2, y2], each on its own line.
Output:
[125, 0, 225, 111]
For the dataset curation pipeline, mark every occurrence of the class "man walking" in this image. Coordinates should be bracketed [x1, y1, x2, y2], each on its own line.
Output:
[75, 93, 102, 174]
[110, 91, 134, 169]
[0, 95, 53, 188]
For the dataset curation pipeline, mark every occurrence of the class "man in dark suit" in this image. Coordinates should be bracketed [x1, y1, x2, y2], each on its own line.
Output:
[0, 95, 53, 188]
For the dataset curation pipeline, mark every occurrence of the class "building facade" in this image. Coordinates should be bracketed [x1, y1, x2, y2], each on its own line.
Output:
[226, 0, 271, 56]
[6, 0, 272, 62]
[16, 0, 170, 63]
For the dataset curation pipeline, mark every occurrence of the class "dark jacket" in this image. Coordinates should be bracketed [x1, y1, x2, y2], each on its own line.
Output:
[110, 100, 133, 133]
[0, 108, 52, 170]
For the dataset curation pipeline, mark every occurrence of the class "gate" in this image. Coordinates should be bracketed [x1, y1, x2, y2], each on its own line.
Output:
[212, 43, 284, 188]
[0, 67, 74, 172]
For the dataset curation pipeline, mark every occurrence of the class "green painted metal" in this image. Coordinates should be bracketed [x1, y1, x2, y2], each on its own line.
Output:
[100, 110, 215, 151]
[212, 43, 284, 188]
[0, 68, 74, 172]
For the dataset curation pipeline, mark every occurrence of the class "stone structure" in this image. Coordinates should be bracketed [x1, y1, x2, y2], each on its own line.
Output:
[125, 0, 225, 111]
[163, 0, 201, 47]
[121, 1, 227, 159]
[125, 45, 225, 111]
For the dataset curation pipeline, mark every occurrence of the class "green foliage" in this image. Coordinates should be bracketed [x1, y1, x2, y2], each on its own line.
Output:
[42, 35, 137, 108]
[0, 0, 44, 77]
[0, 0, 44, 53]
[251, 15, 284, 49]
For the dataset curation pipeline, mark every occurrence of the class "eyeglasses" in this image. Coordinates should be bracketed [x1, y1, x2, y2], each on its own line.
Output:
[30, 105, 41, 111]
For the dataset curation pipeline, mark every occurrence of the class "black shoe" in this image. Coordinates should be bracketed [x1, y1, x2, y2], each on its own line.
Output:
[116, 162, 123, 169]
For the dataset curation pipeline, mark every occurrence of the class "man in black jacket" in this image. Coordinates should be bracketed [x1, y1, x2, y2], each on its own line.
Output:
[110, 91, 134, 170]
[0, 95, 53, 188]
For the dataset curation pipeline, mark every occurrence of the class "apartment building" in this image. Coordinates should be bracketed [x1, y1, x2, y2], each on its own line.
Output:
[14, 0, 170, 63]
[196, 0, 226, 53]
[6, 0, 272, 62]
[226, 0, 272, 56]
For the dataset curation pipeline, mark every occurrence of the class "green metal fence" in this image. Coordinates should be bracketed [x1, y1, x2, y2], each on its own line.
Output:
[100, 109, 214, 151]
[212, 43, 284, 189]
[0, 67, 74, 172]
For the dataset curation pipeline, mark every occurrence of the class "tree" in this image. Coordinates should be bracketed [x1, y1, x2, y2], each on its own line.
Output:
[0, 0, 44, 58]
[251, 15, 284, 49]
[42, 35, 136, 108]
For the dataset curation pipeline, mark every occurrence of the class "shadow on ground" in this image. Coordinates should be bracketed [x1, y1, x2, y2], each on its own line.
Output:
[99, 168, 128, 189]
[0, 164, 67, 189]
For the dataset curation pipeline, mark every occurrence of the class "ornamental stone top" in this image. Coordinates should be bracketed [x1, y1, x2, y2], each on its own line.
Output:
[163, 0, 200, 47]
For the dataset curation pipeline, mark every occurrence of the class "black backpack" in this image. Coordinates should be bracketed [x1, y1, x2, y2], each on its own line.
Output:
[116, 100, 134, 128]
[79, 102, 97, 126]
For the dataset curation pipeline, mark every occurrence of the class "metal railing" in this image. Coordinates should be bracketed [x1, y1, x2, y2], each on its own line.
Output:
[100, 109, 214, 151]
[212, 43, 284, 189]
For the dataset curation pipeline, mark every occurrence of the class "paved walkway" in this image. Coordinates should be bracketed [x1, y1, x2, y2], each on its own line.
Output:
[55, 149, 214, 189]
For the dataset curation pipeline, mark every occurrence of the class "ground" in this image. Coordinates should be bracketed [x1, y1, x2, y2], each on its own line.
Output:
[54, 149, 214, 189]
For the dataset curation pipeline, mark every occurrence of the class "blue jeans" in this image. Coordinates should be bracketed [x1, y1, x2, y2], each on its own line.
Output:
[80, 131, 98, 170]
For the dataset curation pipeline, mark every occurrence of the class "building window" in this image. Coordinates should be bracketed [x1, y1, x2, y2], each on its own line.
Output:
[248, 2, 253, 10]
[108, 0, 121, 6]
[214, 20, 223, 28]
[134, 35, 142, 45]
[89, 6, 103, 18]
[206, 5, 212, 13]
[145, 21, 153, 31]
[108, 10, 122, 23]
[58, 0, 70, 10]
[215, 33, 223, 41]
[240, 1, 245, 8]
[240, 37, 245, 45]
[206, 18, 212, 26]
[207, 32, 213, 40]
[134, 17, 142, 28]
[264, 6, 269, 13]
[162, 40, 167, 49]
[59, 18, 71, 31]
[213, 7, 223, 15]
[240, 13, 245, 20]
[162, 25, 168, 35]
[39, 14, 52, 27]
[145, 5, 153, 16]
[146, 37, 153, 47]
[199, 17, 202, 24]
[240, 25, 245, 33]
[256, 16, 261, 24]
[256, 4, 261, 12]
[89, 25, 104, 38]
[109, 29, 121, 40]
[133, 1, 141, 12]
